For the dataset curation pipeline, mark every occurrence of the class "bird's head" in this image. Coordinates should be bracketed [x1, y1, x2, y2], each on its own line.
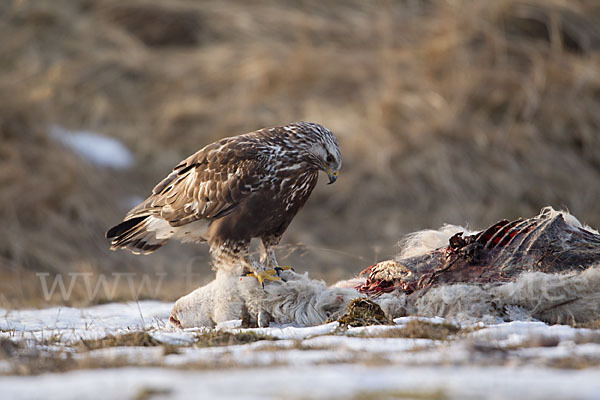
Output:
[297, 122, 342, 184]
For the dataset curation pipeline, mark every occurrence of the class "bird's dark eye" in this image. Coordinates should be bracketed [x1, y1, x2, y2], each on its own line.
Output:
[326, 154, 334, 163]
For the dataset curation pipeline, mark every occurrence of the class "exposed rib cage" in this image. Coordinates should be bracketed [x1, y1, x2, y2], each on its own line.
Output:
[358, 207, 600, 296]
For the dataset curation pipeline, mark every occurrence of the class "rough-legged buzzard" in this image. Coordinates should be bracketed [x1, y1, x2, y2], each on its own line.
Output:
[106, 122, 341, 284]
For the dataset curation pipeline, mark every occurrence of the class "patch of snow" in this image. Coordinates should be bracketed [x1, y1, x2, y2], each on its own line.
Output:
[393, 316, 453, 325]
[75, 346, 165, 365]
[346, 324, 401, 336]
[470, 321, 585, 346]
[3, 301, 600, 399]
[162, 341, 356, 368]
[48, 125, 134, 169]
[231, 321, 340, 340]
[514, 342, 600, 360]
[303, 335, 434, 352]
[216, 320, 243, 329]
[149, 331, 197, 346]
[0, 301, 173, 343]
[2, 365, 600, 400]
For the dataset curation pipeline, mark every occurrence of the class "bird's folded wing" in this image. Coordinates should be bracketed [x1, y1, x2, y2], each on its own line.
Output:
[126, 137, 267, 226]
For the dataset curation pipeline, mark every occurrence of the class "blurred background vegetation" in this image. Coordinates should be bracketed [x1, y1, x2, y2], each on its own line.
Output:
[1, 0, 599, 307]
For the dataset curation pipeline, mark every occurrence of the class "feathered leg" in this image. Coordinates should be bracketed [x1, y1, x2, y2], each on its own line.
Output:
[261, 238, 293, 278]
[210, 240, 282, 287]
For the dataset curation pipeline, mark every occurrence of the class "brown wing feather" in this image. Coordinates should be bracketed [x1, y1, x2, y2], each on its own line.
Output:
[125, 136, 266, 227]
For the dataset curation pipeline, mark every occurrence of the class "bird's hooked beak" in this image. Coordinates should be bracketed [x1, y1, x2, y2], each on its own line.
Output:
[325, 165, 338, 184]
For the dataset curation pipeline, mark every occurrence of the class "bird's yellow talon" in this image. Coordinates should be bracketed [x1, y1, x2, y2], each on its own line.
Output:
[274, 265, 294, 276]
[246, 269, 282, 288]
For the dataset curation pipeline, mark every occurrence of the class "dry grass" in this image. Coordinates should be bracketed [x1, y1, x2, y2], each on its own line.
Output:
[0, 338, 21, 358]
[193, 330, 273, 347]
[70, 330, 271, 351]
[547, 357, 600, 370]
[350, 389, 448, 400]
[0, 335, 135, 375]
[78, 331, 165, 350]
[335, 298, 391, 327]
[572, 319, 600, 330]
[367, 319, 462, 340]
[134, 387, 172, 400]
[0, 329, 274, 375]
[504, 335, 561, 350]
[1, 0, 600, 307]
[1, 349, 138, 376]
[74, 330, 272, 355]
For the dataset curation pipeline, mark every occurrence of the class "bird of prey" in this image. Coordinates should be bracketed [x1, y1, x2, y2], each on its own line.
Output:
[106, 122, 341, 285]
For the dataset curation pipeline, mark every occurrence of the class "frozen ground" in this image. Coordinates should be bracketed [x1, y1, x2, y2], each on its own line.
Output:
[1, 301, 600, 400]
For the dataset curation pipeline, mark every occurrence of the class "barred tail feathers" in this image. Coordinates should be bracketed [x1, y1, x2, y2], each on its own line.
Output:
[106, 216, 210, 254]
[106, 215, 171, 255]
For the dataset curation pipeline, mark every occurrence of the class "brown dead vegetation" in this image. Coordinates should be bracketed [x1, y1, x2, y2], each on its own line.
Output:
[335, 298, 391, 327]
[78, 331, 164, 351]
[368, 319, 462, 340]
[572, 320, 600, 330]
[0, 329, 274, 375]
[351, 389, 448, 400]
[1, 0, 600, 307]
[194, 330, 273, 347]
[74, 330, 271, 352]
[134, 387, 173, 400]
[547, 357, 600, 370]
